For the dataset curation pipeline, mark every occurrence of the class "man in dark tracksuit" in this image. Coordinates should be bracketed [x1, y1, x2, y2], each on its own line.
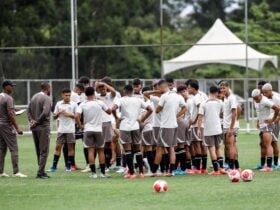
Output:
[27, 82, 52, 179]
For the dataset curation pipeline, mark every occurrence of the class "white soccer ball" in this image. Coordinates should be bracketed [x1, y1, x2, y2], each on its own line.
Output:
[227, 170, 240, 183]
[241, 169, 254, 182]
[153, 180, 168, 193]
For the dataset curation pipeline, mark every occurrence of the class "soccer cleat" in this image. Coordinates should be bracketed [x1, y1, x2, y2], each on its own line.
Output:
[201, 169, 208, 174]
[272, 164, 279, 170]
[219, 168, 227, 174]
[139, 173, 145, 179]
[193, 169, 201, 174]
[105, 168, 110, 173]
[100, 173, 110, 178]
[124, 173, 136, 179]
[186, 169, 195, 174]
[36, 173, 50, 179]
[65, 167, 71, 172]
[209, 171, 221, 176]
[89, 173, 98, 179]
[81, 165, 91, 173]
[116, 167, 126, 174]
[47, 167, 57, 172]
[12, 172, 28, 178]
[254, 164, 264, 170]
[259, 167, 273, 172]
[0, 173, 9, 177]
[165, 172, 175, 177]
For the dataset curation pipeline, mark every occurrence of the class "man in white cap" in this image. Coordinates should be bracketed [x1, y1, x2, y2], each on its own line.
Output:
[261, 83, 280, 169]
[252, 88, 280, 172]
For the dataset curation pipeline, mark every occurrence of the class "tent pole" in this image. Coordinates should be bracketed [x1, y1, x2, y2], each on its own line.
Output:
[160, 0, 164, 78]
[244, 0, 250, 133]
[70, 0, 76, 89]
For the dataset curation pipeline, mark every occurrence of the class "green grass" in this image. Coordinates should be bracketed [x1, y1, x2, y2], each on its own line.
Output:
[0, 132, 279, 210]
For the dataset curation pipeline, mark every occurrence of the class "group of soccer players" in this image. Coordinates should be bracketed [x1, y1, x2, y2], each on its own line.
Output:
[1, 76, 280, 179]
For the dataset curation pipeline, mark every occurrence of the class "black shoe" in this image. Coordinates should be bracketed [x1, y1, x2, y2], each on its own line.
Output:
[42, 173, 50, 178]
[36, 173, 50, 179]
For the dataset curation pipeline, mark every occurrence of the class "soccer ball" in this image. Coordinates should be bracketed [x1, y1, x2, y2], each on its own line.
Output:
[153, 180, 168, 193]
[227, 170, 240, 183]
[240, 169, 254, 182]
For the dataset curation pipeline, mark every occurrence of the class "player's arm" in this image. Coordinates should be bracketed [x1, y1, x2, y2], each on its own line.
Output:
[155, 105, 163, 114]
[177, 106, 186, 119]
[228, 108, 236, 136]
[96, 81, 116, 97]
[143, 90, 161, 99]
[75, 112, 83, 129]
[37, 98, 52, 124]
[197, 114, 203, 138]
[140, 105, 153, 123]
[266, 105, 280, 124]
[7, 107, 22, 135]
[237, 104, 242, 120]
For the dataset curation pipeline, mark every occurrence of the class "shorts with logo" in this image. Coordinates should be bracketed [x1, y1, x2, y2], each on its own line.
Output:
[102, 122, 113, 143]
[141, 130, 156, 146]
[223, 128, 238, 143]
[204, 134, 223, 147]
[84, 131, 104, 148]
[177, 119, 188, 144]
[191, 127, 204, 142]
[56, 133, 75, 144]
[259, 124, 277, 142]
[120, 130, 141, 145]
[158, 128, 177, 147]
[185, 128, 192, 146]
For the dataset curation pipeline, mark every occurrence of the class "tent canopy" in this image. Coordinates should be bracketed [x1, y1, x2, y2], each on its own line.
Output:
[163, 19, 278, 75]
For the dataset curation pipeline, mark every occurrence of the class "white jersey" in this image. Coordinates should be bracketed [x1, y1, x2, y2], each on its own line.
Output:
[114, 96, 148, 131]
[269, 94, 280, 118]
[71, 91, 81, 104]
[96, 92, 116, 123]
[255, 96, 274, 128]
[54, 100, 78, 133]
[184, 98, 195, 124]
[191, 91, 207, 128]
[142, 100, 154, 132]
[150, 95, 161, 128]
[198, 99, 223, 136]
[77, 100, 108, 132]
[158, 91, 186, 128]
[223, 93, 238, 129]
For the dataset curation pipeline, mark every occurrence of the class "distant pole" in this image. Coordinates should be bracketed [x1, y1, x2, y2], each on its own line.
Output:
[160, 0, 164, 78]
[70, 0, 76, 88]
[74, 0, 79, 80]
[244, 0, 250, 132]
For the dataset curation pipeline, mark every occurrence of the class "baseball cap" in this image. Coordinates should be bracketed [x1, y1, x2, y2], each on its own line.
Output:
[251, 89, 261, 97]
[2, 80, 16, 88]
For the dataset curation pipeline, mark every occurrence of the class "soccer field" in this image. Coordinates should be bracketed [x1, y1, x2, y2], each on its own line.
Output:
[0, 133, 279, 210]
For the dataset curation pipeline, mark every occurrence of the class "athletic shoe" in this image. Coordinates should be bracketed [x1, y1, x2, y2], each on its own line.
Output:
[71, 165, 81, 171]
[259, 167, 273, 172]
[89, 173, 98, 179]
[186, 169, 195, 174]
[100, 173, 110, 178]
[12, 172, 27, 178]
[47, 167, 57, 172]
[174, 169, 186, 175]
[209, 171, 221, 176]
[219, 168, 227, 174]
[0, 173, 9, 177]
[105, 168, 110, 173]
[116, 167, 127, 174]
[81, 165, 91, 173]
[165, 172, 175, 177]
[36, 173, 50, 179]
[124, 173, 136, 179]
[139, 173, 145, 179]
[201, 169, 208, 174]
[272, 164, 279, 170]
[193, 169, 201, 174]
[65, 167, 71, 172]
[254, 164, 264, 170]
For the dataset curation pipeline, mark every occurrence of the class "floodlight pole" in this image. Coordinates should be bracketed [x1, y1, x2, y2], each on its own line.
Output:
[160, 0, 164, 78]
[74, 0, 79, 81]
[70, 0, 76, 89]
[244, 0, 250, 132]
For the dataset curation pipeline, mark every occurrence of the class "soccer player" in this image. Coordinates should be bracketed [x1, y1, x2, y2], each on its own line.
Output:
[187, 80, 208, 174]
[48, 88, 78, 172]
[175, 85, 189, 175]
[197, 86, 227, 175]
[132, 78, 142, 98]
[219, 81, 240, 171]
[76, 86, 112, 178]
[151, 80, 186, 177]
[112, 84, 153, 179]
[27, 82, 52, 179]
[261, 83, 280, 168]
[0, 80, 27, 178]
[252, 89, 280, 172]
[95, 80, 117, 170]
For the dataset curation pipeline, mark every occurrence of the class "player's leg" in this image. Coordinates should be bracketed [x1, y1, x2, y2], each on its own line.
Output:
[201, 143, 208, 173]
[132, 130, 144, 177]
[88, 147, 97, 176]
[272, 141, 279, 167]
[120, 131, 135, 177]
[49, 133, 64, 172]
[67, 143, 74, 171]
[225, 131, 236, 170]
[0, 135, 8, 176]
[152, 146, 164, 175]
[260, 132, 273, 171]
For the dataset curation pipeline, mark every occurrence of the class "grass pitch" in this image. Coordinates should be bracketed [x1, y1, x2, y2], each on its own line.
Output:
[0, 132, 279, 210]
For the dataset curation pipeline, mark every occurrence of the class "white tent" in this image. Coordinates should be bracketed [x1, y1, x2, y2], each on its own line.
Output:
[163, 19, 278, 75]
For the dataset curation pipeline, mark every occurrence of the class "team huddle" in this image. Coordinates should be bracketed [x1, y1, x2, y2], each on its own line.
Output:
[0, 77, 279, 179]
